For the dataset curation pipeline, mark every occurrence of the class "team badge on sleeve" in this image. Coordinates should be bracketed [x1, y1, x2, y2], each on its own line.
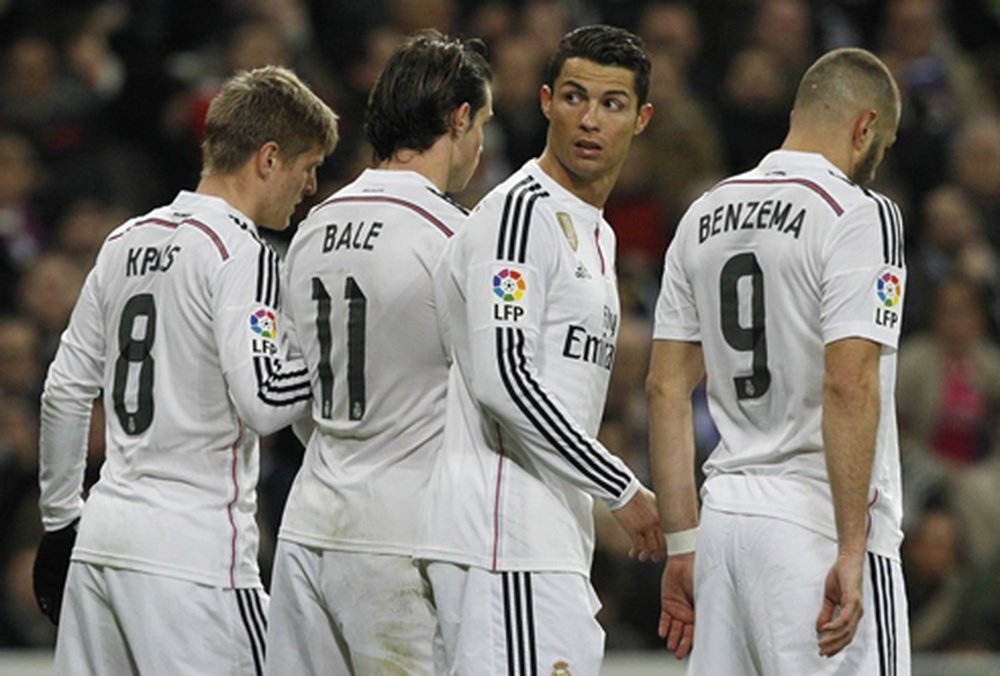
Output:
[492, 268, 528, 323]
[874, 269, 903, 329]
[249, 308, 278, 339]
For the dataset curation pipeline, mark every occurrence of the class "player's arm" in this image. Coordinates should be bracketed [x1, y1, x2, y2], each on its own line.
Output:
[816, 194, 906, 656]
[214, 243, 311, 435]
[817, 336, 879, 656]
[647, 338, 702, 658]
[36, 267, 106, 623]
[457, 209, 662, 560]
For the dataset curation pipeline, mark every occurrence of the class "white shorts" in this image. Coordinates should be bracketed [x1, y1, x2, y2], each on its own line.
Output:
[425, 562, 605, 676]
[55, 562, 267, 676]
[265, 540, 436, 675]
[689, 507, 911, 676]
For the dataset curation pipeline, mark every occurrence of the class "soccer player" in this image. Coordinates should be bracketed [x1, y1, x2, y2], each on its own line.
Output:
[33, 66, 338, 675]
[265, 32, 492, 675]
[416, 25, 663, 674]
[648, 47, 911, 674]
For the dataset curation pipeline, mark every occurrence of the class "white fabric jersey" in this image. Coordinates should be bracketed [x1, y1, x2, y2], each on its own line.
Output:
[278, 169, 466, 554]
[417, 160, 640, 576]
[654, 150, 907, 559]
[39, 191, 311, 588]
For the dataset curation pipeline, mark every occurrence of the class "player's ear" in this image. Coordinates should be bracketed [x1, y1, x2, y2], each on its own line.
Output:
[450, 102, 471, 138]
[540, 85, 553, 120]
[851, 109, 878, 152]
[256, 142, 281, 179]
[634, 102, 654, 136]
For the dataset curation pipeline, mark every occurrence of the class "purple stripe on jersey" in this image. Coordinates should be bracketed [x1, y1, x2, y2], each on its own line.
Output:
[715, 177, 844, 216]
[492, 424, 507, 572]
[226, 424, 244, 588]
[315, 195, 454, 237]
[126, 217, 231, 260]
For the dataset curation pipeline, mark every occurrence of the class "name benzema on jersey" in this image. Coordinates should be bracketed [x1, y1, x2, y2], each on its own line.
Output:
[698, 199, 807, 244]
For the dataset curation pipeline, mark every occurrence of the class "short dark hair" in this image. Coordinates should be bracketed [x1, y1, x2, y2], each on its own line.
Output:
[545, 25, 651, 107]
[365, 30, 492, 162]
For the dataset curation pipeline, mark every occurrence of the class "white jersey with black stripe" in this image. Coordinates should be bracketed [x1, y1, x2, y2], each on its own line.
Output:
[654, 150, 907, 559]
[416, 159, 640, 575]
[277, 169, 466, 555]
[40, 191, 310, 588]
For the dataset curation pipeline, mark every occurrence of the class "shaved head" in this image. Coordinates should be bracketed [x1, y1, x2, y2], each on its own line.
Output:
[792, 48, 900, 136]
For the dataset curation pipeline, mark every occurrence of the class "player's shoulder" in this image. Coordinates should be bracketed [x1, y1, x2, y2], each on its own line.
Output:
[305, 169, 467, 236]
[469, 163, 556, 227]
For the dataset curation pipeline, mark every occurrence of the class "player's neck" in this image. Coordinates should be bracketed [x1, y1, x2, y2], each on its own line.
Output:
[196, 172, 263, 224]
[780, 127, 851, 176]
[536, 149, 616, 209]
[379, 140, 451, 193]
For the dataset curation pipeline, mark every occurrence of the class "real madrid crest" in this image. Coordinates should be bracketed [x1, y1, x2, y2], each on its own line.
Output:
[551, 660, 572, 675]
[556, 212, 578, 252]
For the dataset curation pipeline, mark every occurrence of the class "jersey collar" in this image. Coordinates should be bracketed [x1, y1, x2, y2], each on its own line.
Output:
[172, 191, 258, 233]
[758, 150, 851, 184]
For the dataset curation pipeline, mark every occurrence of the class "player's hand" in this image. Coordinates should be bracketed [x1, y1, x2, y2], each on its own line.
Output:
[33, 519, 79, 625]
[610, 486, 664, 562]
[659, 554, 695, 659]
[815, 549, 865, 657]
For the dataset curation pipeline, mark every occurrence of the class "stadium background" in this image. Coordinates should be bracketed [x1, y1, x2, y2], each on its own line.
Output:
[0, 0, 998, 671]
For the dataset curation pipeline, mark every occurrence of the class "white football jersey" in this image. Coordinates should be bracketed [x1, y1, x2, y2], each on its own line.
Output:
[416, 160, 640, 576]
[39, 191, 311, 588]
[278, 169, 467, 554]
[654, 150, 907, 559]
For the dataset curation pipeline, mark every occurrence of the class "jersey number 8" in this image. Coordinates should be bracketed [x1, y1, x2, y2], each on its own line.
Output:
[112, 293, 156, 434]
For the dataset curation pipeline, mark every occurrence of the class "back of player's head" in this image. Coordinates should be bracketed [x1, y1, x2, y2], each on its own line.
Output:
[545, 25, 651, 107]
[201, 65, 339, 176]
[792, 48, 900, 135]
[365, 30, 492, 163]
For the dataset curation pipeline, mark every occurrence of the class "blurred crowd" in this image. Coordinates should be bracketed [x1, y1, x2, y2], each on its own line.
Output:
[0, 0, 998, 653]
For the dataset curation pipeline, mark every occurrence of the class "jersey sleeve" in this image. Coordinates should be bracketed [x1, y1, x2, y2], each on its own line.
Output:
[821, 194, 906, 349]
[213, 240, 311, 435]
[653, 212, 700, 341]
[39, 267, 105, 531]
[457, 203, 639, 509]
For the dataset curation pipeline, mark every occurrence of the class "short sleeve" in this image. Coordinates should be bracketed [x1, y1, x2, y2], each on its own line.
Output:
[821, 195, 906, 349]
[653, 217, 700, 341]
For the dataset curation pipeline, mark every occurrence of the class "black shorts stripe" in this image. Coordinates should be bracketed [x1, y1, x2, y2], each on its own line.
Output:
[868, 552, 900, 676]
[523, 573, 538, 675]
[236, 589, 265, 676]
[502, 572, 538, 676]
[502, 573, 517, 675]
[495, 327, 630, 497]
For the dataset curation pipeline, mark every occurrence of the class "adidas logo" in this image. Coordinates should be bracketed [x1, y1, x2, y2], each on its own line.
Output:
[575, 263, 591, 279]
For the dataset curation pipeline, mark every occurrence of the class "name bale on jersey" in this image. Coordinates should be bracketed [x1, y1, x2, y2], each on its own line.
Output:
[322, 221, 383, 252]
[126, 245, 181, 276]
[698, 199, 806, 244]
[562, 305, 617, 370]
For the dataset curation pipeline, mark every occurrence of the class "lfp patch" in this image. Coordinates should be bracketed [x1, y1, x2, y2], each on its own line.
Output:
[249, 308, 277, 339]
[493, 268, 526, 302]
[876, 271, 902, 307]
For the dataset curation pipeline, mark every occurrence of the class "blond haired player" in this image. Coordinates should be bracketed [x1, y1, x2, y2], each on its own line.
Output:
[34, 66, 338, 675]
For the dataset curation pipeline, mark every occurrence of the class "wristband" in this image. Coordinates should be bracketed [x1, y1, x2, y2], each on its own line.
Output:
[665, 527, 698, 555]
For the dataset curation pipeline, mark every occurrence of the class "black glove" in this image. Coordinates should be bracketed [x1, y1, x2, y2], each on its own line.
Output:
[33, 519, 79, 625]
